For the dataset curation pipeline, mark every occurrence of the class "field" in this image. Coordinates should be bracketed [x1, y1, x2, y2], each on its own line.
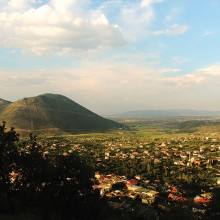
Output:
[64, 117, 220, 140]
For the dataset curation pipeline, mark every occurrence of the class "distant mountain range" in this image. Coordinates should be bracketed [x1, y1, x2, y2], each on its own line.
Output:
[118, 109, 220, 117]
[0, 94, 124, 133]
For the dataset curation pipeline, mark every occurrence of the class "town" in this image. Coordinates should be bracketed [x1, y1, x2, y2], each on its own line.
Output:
[31, 119, 220, 219]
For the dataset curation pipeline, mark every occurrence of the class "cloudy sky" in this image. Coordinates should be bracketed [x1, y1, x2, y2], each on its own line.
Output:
[0, 0, 220, 114]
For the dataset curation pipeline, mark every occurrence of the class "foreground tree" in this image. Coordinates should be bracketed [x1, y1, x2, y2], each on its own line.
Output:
[0, 122, 117, 219]
[0, 121, 19, 213]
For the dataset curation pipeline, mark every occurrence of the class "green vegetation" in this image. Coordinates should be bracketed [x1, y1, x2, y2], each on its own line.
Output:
[0, 94, 124, 135]
[117, 118, 220, 138]
[0, 122, 118, 219]
[0, 98, 11, 114]
[1, 117, 219, 219]
[37, 118, 219, 219]
[0, 98, 11, 106]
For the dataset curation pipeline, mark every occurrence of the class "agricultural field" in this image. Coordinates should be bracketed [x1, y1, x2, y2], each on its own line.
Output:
[66, 117, 220, 139]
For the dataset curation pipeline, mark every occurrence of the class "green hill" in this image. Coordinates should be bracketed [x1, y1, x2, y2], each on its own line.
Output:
[0, 98, 11, 105]
[0, 98, 12, 114]
[0, 94, 124, 133]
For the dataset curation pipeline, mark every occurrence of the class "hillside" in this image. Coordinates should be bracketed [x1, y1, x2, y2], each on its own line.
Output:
[0, 98, 12, 114]
[0, 98, 11, 105]
[0, 94, 124, 133]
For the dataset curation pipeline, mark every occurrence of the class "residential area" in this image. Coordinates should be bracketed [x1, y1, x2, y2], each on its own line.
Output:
[36, 124, 220, 219]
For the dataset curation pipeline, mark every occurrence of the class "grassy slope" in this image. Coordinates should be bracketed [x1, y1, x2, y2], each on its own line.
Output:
[0, 98, 12, 114]
[0, 94, 123, 132]
[0, 98, 11, 105]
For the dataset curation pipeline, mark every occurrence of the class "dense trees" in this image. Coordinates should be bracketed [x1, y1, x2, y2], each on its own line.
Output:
[0, 122, 113, 219]
[0, 122, 19, 214]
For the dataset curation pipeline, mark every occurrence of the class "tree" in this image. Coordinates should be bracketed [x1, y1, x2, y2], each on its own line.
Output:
[0, 121, 19, 213]
[0, 122, 116, 219]
[18, 135, 106, 219]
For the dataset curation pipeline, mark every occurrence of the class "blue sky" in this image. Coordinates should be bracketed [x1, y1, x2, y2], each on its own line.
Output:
[0, 0, 220, 114]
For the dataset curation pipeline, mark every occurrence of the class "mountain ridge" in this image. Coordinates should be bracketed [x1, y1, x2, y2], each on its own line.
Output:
[0, 98, 12, 105]
[0, 93, 124, 134]
[0, 98, 12, 114]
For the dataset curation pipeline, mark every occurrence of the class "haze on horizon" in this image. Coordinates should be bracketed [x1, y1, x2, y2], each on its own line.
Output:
[0, 0, 220, 115]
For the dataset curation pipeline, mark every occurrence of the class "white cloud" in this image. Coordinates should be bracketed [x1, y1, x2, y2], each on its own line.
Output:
[8, 0, 29, 9]
[159, 68, 182, 73]
[154, 24, 189, 36]
[50, 0, 89, 14]
[120, 5, 153, 39]
[0, 1, 126, 56]
[50, 0, 75, 12]
[1, 63, 220, 113]
[0, 0, 169, 55]
[119, 2, 155, 39]
[197, 65, 220, 76]
[0, 59, 180, 101]
[91, 14, 109, 25]
[141, 0, 164, 8]
[203, 31, 214, 36]
[97, 0, 164, 40]
[162, 65, 220, 88]
[161, 74, 206, 87]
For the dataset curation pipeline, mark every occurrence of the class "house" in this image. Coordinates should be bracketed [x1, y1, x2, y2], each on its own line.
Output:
[142, 197, 155, 205]
[144, 150, 149, 154]
[180, 154, 187, 159]
[133, 152, 139, 156]
[10, 171, 18, 183]
[95, 172, 101, 179]
[146, 190, 159, 198]
[127, 185, 143, 191]
[194, 196, 211, 206]
[154, 158, 161, 163]
[63, 152, 68, 156]
[171, 186, 177, 193]
[127, 179, 138, 186]
[194, 161, 201, 166]
[128, 192, 138, 199]
[135, 175, 141, 180]
[105, 152, 110, 157]
[168, 193, 188, 202]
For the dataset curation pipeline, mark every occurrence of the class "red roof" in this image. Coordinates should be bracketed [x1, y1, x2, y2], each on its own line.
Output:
[127, 179, 138, 186]
[168, 193, 188, 202]
[194, 197, 211, 205]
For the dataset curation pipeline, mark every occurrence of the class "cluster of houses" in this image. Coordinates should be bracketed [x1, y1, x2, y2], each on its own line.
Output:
[93, 171, 214, 214]
[93, 172, 159, 209]
[102, 137, 219, 165]
[35, 133, 219, 217]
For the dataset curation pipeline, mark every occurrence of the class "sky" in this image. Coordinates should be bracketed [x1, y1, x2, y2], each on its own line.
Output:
[0, 0, 220, 114]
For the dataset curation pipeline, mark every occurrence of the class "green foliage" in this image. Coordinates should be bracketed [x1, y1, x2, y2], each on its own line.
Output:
[112, 182, 126, 190]
[0, 122, 114, 219]
[0, 121, 19, 213]
[160, 204, 195, 220]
